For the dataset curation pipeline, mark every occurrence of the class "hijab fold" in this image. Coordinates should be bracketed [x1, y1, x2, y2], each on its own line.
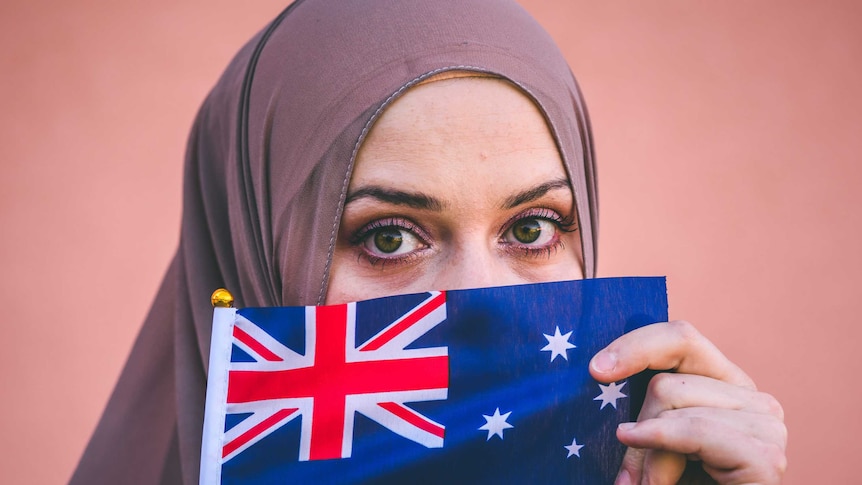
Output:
[71, 1, 598, 482]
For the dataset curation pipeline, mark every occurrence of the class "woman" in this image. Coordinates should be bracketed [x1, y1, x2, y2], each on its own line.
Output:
[72, 0, 786, 483]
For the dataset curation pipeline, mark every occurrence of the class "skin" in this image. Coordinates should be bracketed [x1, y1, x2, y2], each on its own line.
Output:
[327, 77, 583, 301]
[326, 77, 787, 484]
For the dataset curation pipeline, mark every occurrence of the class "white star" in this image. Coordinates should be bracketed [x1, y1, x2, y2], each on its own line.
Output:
[564, 436, 584, 458]
[594, 381, 627, 410]
[540, 326, 576, 362]
[478, 407, 513, 440]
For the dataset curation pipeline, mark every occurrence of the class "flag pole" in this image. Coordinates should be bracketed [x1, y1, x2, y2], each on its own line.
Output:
[200, 289, 236, 485]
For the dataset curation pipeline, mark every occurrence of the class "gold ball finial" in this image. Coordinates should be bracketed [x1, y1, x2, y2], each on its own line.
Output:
[211, 288, 234, 308]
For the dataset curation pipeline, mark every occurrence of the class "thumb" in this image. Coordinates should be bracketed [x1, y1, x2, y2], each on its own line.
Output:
[615, 445, 645, 485]
[615, 444, 687, 485]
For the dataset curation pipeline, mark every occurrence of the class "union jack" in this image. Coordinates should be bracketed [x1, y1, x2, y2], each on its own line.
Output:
[219, 292, 449, 462]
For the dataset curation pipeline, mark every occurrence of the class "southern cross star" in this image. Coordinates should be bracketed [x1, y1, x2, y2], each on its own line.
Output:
[479, 407, 513, 441]
[540, 326, 576, 362]
[564, 436, 584, 458]
[593, 381, 627, 410]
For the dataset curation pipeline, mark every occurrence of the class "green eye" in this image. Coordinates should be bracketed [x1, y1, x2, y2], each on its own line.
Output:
[359, 220, 426, 260]
[504, 216, 558, 248]
[512, 218, 542, 244]
[373, 228, 404, 253]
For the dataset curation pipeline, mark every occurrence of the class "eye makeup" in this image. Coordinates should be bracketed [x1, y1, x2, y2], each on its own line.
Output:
[348, 216, 432, 268]
[498, 207, 578, 259]
[346, 205, 578, 269]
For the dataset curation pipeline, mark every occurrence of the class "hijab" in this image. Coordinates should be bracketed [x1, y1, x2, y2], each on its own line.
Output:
[71, 1, 598, 483]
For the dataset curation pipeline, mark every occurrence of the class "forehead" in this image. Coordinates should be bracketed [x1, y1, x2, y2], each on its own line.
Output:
[351, 77, 568, 196]
[363, 77, 554, 150]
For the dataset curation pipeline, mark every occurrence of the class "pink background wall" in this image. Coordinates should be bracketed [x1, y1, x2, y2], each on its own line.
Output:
[2, 0, 859, 482]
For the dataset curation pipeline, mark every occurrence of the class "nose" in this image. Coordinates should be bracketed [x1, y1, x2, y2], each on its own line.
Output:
[431, 242, 519, 291]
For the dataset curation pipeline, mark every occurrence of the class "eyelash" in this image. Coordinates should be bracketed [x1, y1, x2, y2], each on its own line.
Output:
[349, 217, 430, 268]
[349, 208, 578, 268]
[499, 207, 578, 258]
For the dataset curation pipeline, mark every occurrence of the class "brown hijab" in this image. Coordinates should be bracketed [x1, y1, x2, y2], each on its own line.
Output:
[71, 0, 598, 483]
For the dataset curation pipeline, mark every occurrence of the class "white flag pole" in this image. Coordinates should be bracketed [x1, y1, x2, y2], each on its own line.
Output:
[200, 289, 237, 485]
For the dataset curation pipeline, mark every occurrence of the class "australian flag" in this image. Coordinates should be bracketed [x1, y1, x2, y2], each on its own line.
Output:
[200, 277, 668, 484]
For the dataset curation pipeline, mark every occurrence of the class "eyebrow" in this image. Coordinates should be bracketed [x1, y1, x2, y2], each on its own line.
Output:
[345, 186, 445, 211]
[501, 178, 572, 209]
[344, 177, 572, 211]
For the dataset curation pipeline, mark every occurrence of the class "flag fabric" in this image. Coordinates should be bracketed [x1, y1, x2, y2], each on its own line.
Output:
[200, 277, 668, 484]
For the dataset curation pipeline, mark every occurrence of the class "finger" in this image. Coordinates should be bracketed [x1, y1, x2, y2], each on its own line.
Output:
[617, 411, 787, 484]
[590, 321, 755, 389]
[638, 372, 785, 421]
[642, 449, 686, 485]
[614, 444, 686, 485]
[614, 447, 644, 485]
[650, 407, 788, 449]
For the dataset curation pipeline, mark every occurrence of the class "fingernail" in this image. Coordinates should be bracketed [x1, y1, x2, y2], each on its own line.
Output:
[615, 468, 633, 485]
[617, 422, 636, 431]
[591, 350, 617, 373]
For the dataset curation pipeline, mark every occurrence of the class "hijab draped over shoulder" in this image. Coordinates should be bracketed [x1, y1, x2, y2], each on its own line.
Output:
[71, 0, 598, 482]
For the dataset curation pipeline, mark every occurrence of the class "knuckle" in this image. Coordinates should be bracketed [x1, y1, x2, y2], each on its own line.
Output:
[759, 392, 785, 421]
[756, 413, 789, 448]
[667, 320, 700, 343]
[650, 424, 670, 446]
[761, 441, 788, 480]
[771, 419, 789, 448]
[645, 372, 679, 402]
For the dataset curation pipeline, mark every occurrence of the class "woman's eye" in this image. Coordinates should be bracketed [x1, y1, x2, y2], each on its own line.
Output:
[362, 226, 424, 257]
[506, 217, 557, 246]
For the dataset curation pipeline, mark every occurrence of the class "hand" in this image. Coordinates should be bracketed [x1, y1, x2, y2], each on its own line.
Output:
[589, 321, 787, 485]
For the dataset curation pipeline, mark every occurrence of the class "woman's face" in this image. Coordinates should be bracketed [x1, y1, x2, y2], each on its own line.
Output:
[326, 77, 582, 304]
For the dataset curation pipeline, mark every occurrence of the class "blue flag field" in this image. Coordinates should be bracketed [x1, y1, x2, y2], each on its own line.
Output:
[200, 277, 668, 484]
